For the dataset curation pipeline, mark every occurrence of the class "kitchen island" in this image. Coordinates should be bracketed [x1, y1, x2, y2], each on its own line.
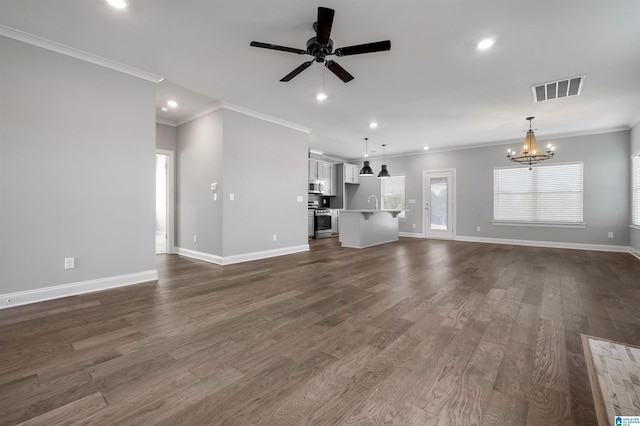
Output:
[338, 209, 404, 248]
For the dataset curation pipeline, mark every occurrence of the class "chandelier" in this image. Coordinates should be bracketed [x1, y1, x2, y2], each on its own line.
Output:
[506, 117, 555, 170]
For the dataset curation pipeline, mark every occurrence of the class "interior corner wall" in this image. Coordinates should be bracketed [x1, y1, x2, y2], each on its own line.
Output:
[222, 109, 308, 256]
[175, 109, 224, 256]
[0, 36, 157, 295]
[353, 130, 631, 246]
[631, 121, 640, 254]
[156, 123, 177, 151]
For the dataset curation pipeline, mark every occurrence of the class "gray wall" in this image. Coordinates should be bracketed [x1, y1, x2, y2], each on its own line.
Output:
[175, 108, 308, 258]
[222, 110, 308, 256]
[156, 123, 177, 151]
[0, 36, 157, 294]
[351, 130, 630, 246]
[176, 110, 224, 256]
[631, 121, 640, 253]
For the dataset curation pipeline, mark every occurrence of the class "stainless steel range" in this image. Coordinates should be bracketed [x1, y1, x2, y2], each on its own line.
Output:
[314, 209, 332, 239]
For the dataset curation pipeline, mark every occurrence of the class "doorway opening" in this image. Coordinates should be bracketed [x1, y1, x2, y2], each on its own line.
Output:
[423, 169, 456, 239]
[156, 150, 174, 254]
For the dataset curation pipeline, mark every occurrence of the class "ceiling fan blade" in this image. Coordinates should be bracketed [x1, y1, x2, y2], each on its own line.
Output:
[325, 60, 354, 83]
[316, 7, 335, 45]
[280, 60, 314, 82]
[334, 40, 391, 56]
[250, 41, 307, 55]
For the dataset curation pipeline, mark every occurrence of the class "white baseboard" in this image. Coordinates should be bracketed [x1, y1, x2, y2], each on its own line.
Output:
[399, 232, 424, 238]
[631, 246, 640, 260]
[0, 270, 158, 310]
[455, 235, 630, 253]
[174, 247, 224, 264]
[175, 245, 310, 266]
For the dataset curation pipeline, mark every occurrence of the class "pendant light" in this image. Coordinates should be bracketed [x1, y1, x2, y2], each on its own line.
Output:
[506, 117, 555, 170]
[359, 137, 374, 176]
[378, 144, 391, 179]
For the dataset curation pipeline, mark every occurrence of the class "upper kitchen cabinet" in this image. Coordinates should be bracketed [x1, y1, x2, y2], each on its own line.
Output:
[308, 159, 319, 181]
[309, 159, 337, 195]
[343, 163, 360, 184]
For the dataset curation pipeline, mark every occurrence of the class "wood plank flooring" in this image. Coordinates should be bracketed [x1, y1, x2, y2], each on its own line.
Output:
[1, 237, 639, 425]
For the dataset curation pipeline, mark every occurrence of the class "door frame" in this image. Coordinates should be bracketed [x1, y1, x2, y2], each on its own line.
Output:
[422, 168, 456, 239]
[156, 149, 175, 254]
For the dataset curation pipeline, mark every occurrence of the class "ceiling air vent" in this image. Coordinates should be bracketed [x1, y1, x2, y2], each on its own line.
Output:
[531, 75, 585, 103]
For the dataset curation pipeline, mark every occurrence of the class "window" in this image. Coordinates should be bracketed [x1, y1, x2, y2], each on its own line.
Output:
[633, 154, 640, 226]
[493, 163, 583, 224]
[381, 175, 406, 219]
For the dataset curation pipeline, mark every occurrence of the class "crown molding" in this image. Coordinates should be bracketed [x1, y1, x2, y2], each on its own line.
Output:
[220, 102, 312, 134]
[156, 118, 176, 127]
[350, 125, 633, 162]
[175, 103, 224, 126]
[0, 25, 164, 83]
[176, 101, 312, 134]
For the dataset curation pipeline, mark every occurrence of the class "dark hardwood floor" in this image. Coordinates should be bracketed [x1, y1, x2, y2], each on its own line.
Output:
[1, 237, 639, 425]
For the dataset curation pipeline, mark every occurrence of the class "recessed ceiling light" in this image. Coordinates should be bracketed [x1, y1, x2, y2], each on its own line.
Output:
[106, 0, 127, 9]
[167, 100, 178, 108]
[316, 93, 328, 102]
[369, 122, 378, 129]
[477, 38, 495, 50]
[424, 147, 429, 150]
[160, 107, 168, 112]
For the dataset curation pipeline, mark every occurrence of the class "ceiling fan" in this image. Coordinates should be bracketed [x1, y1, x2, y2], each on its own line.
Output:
[250, 7, 391, 83]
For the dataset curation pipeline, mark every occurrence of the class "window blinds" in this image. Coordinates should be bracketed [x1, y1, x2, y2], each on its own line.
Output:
[494, 163, 583, 223]
[633, 155, 640, 226]
[381, 175, 406, 218]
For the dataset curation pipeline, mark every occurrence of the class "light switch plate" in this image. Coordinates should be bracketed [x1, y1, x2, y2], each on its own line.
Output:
[297, 196, 303, 202]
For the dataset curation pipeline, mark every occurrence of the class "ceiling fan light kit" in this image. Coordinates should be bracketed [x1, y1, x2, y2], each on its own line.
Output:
[250, 7, 391, 83]
[506, 117, 555, 170]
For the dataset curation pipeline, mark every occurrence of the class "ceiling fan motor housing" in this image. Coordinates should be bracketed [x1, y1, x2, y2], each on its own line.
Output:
[306, 37, 333, 62]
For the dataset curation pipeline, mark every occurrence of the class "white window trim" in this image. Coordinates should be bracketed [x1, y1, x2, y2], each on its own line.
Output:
[632, 152, 640, 227]
[492, 220, 586, 229]
[493, 161, 584, 226]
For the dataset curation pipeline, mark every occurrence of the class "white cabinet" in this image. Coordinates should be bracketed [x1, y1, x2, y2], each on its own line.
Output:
[319, 162, 331, 182]
[308, 159, 319, 180]
[330, 209, 339, 234]
[309, 159, 337, 195]
[343, 163, 360, 184]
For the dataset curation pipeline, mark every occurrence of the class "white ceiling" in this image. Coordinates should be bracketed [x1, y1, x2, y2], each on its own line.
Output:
[2, 0, 639, 159]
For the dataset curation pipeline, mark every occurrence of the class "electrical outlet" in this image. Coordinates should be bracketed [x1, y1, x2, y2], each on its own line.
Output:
[297, 196, 303, 202]
[477, 226, 481, 232]
[273, 234, 277, 241]
[64, 257, 75, 270]
[608, 232, 614, 239]
[193, 235, 197, 242]
[412, 223, 416, 229]
[230, 193, 235, 201]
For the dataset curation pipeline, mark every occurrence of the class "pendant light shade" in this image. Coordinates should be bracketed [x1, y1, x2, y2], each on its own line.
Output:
[359, 137, 374, 176]
[378, 144, 391, 179]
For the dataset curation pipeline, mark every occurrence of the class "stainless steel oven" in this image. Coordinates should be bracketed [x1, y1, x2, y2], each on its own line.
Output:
[314, 209, 332, 239]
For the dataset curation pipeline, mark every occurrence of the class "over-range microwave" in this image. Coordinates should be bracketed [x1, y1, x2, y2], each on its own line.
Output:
[309, 180, 324, 194]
